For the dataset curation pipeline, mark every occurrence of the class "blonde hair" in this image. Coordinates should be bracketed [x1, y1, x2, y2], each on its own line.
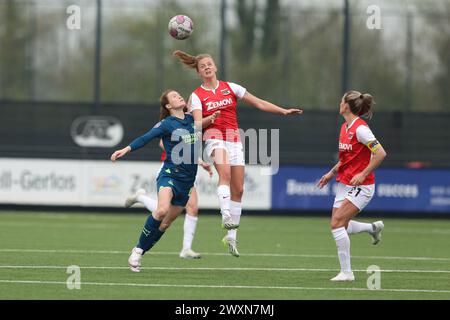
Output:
[173, 50, 213, 71]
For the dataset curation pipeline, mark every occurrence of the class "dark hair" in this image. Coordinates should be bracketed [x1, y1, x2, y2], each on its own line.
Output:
[159, 89, 174, 121]
[343, 90, 374, 119]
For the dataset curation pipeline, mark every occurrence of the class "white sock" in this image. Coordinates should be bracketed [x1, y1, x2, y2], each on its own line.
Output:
[347, 220, 373, 234]
[227, 201, 242, 240]
[217, 185, 231, 216]
[182, 213, 198, 251]
[332, 227, 352, 273]
[137, 194, 157, 212]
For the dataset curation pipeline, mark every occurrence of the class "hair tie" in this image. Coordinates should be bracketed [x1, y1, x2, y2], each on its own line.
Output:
[360, 94, 364, 99]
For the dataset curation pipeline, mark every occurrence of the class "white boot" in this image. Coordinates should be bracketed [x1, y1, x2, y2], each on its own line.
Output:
[221, 212, 239, 230]
[179, 249, 201, 259]
[222, 236, 240, 257]
[128, 247, 143, 272]
[370, 221, 384, 245]
[124, 189, 146, 208]
[330, 271, 355, 281]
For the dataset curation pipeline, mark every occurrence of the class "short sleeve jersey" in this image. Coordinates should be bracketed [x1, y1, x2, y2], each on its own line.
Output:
[189, 81, 246, 142]
[336, 117, 380, 185]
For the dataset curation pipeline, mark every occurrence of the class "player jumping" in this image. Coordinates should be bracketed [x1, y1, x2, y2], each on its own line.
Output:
[173, 50, 303, 257]
[124, 141, 213, 260]
[110, 90, 200, 272]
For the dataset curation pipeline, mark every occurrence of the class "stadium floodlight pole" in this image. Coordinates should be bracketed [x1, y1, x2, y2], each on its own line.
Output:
[219, 0, 227, 80]
[94, 0, 102, 107]
[341, 0, 350, 94]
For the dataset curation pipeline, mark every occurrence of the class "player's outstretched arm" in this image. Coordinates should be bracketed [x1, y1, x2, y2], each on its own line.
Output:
[241, 92, 303, 116]
[111, 146, 131, 162]
[111, 122, 166, 162]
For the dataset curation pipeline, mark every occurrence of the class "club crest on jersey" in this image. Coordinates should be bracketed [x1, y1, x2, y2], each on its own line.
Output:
[221, 89, 231, 95]
[348, 132, 354, 139]
[153, 121, 162, 129]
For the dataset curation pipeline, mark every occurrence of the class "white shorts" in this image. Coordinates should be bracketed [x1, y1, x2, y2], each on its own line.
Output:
[156, 162, 164, 176]
[333, 182, 375, 211]
[204, 139, 245, 166]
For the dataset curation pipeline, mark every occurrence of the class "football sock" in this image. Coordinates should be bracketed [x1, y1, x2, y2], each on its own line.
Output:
[182, 213, 198, 251]
[137, 215, 165, 254]
[137, 194, 158, 212]
[332, 227, 352, 273]
[217, 185, 231, 216]
[347, 220, 374, 234]
[227, 201, 242, 240]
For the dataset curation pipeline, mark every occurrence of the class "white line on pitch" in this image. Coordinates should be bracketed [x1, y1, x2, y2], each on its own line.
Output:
[1, 248, 450, 262]
[0, 279, 449, 294]
[1, 265, 450, 274]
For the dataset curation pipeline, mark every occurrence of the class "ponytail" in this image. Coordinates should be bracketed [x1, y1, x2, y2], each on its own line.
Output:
[172, 50, 213, 71]
[343, 90, 374, 119]
[173, 50, 197, 69]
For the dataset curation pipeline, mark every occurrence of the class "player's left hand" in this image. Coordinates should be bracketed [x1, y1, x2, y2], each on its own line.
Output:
[201, 162, 213, 177]
[110, 146, 131, 162]
[350, 172, 367, 186]
[283, 108, 303, 116]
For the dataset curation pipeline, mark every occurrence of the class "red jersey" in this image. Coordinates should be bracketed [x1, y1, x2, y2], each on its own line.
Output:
[160, 150, 166, 161]
[336, 118, 375, 185]
[192, 81, 245, 142]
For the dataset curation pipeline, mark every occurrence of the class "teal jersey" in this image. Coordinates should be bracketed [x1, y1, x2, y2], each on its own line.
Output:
[129, 113, 200, 182]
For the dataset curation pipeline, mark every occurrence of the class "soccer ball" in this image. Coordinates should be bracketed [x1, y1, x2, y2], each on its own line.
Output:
[168, 15, 194, 40]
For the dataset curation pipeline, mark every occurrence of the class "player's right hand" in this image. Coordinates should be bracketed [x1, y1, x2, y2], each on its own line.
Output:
[110, 146, 131, 162]
[210, 111, 221, 123]
[317, 172, 333, 189]
[283, 108, 303, 116]
[201, 162, 213, 177]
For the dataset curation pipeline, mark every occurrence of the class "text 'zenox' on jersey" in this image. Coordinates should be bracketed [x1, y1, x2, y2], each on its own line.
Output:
[129, 114, 200, 182]
[190, 81, 247, 142]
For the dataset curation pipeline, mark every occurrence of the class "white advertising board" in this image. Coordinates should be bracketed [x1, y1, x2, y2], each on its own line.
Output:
[0, 158, 271, 209]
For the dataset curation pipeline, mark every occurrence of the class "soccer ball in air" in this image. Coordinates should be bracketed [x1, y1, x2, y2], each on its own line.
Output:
[168, 15, 194, 40]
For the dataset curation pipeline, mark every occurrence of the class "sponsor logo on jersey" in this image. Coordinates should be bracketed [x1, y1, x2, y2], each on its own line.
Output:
[339, 142, 353, 151]
[203, 97, 210, 101]
[221, 89, 231, 95]
[206, 98, 233, 111]
[181, 132, 199, 144]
